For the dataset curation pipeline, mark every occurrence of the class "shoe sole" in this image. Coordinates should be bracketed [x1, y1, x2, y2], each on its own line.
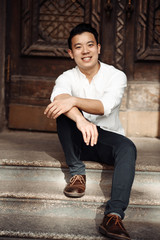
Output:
[99, 225, 131, 240]
[64, 190, 85, 198]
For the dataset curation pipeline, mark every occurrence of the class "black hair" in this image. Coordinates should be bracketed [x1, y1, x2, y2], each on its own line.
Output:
[68, 23, 99, 49]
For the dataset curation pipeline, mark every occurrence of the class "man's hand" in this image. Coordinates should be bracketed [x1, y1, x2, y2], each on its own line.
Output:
[44, 95, 75, 119]
[76, 116, 98, 146]
[44, 94, 98, 146]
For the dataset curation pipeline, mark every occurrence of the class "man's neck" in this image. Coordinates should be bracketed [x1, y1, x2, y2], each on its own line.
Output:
[79, 62, 100, 83]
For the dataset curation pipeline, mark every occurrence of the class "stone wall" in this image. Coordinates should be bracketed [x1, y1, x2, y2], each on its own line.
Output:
[120, 82, 160, 137]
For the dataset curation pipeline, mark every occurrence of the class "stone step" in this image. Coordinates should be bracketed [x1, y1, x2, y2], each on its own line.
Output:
[0, 131, 160, 240]
[0, 166, 159, 206]
[0, 131, 160, 172]
[0, 198, 159, 240]
[0, 147, 160, 173]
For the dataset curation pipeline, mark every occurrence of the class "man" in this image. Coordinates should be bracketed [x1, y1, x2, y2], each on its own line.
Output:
[44, 23, 137, 240]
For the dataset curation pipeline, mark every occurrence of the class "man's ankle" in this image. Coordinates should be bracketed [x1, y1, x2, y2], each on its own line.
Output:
[109, 212, 121, 218]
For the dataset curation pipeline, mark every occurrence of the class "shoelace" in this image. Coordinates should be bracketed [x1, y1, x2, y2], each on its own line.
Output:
[106, 215, 125, 231]
[70, 175, 85, 185]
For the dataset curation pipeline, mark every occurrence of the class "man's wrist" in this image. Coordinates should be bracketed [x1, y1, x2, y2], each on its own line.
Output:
[75, 113, 84, 123]
[72, 96, 77, 107]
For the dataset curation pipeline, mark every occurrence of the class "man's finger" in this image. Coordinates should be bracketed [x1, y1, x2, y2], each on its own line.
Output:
[44, 103, 51, 114]
[90, 125, 98, 146]
[46, 106, 57, 118]
[82, 128, 90, 145]
[93, 125, 98, 145]
[82, 130, 87, 145]
[45, 101, 58, 115]
[51, 109, 63, 119]
[86, 128, 93, 146]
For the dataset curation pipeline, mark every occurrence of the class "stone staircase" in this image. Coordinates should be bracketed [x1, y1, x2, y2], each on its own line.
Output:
[0, 130, 159, 240]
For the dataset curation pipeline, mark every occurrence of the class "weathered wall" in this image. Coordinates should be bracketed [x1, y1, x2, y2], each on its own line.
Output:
[120, 82, 160, 137]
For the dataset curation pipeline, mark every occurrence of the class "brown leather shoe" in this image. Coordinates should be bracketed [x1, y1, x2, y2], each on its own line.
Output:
[99, 214, 131, 240]
[64, 175, 86, 198]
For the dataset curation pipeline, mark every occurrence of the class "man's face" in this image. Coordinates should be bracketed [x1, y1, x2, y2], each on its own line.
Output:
[68, 32, 101, 72]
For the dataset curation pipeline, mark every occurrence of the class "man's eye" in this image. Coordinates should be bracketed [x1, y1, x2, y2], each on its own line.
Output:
[88, 44, 94, 47]
[75, 46, 81, 49]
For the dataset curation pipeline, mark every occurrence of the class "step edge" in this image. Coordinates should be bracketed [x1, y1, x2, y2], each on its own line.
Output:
[1, 159, 160, 172]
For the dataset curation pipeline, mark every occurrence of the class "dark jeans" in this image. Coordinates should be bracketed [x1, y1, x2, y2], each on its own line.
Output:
[57, 115, 137, 219]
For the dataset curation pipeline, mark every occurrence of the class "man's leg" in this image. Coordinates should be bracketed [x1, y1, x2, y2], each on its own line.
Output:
[56, 114, 86, 197]
[57, 114, 85, 176]
[94, 128, 137, 218]
[96, 128, 137, 240]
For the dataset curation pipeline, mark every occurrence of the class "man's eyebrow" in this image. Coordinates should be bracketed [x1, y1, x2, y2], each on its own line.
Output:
[87, 41, 94, 44]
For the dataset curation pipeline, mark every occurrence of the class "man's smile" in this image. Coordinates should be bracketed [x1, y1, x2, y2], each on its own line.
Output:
[81, 56, 92, 62]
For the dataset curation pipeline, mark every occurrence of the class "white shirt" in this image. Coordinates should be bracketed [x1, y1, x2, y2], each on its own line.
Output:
[50, 62, 127, 135]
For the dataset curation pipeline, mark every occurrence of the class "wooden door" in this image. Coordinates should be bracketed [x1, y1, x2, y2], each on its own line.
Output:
[6, 0, 160, 135]
[6, 0, 103, 131]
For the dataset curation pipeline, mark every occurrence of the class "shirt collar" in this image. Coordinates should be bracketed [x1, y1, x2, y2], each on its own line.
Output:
[75, 61, 102, 82]
[75, 66, 86, 80]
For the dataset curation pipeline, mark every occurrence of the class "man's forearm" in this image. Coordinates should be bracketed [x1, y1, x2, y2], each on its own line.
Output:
[54, 93, 104, 118]
[65, 106, 84, 122]
[73, 97, 104, 115]
[54, 94, 84, 122]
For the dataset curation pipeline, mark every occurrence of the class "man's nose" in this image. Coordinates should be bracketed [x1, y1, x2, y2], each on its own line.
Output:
[82, 46, 89, 54]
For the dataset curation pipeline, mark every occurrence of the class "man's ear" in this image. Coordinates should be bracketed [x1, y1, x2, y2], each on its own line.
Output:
[68, 49, 74, 59]
[98, 44, 101, 54]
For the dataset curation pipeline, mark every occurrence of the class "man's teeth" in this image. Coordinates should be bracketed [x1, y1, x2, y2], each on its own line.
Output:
[83, 57, 91, 60]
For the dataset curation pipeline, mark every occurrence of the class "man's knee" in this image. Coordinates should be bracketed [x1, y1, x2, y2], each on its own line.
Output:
[126, 140, 137, 161]
[115, 138, 137, 162]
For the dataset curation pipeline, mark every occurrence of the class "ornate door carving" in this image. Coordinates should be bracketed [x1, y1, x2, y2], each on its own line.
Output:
[136, 0, 160, 60]
[21, 0, 101, 57]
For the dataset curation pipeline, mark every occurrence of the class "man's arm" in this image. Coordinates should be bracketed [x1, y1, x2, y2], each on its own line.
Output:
[65, 106, 98, 147]
[74, 97, 104, 115]
[44, 93, 104, 119]
[44, 94, 100, 146]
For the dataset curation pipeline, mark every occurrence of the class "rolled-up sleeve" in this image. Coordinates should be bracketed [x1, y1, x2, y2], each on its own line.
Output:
[100, 71, 127, 116]
[50, 73, 72, 102]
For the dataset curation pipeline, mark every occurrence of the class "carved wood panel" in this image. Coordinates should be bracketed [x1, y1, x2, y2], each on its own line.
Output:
[21, 0, 101, 57]
[114, 0, 126, 70]
[136, 0, 160, 60]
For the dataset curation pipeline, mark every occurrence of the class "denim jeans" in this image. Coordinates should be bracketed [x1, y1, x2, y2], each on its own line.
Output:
[57, 114, 137, 219]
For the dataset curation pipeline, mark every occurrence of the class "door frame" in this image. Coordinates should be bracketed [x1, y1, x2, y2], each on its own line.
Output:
[0, 0, 6, 131]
